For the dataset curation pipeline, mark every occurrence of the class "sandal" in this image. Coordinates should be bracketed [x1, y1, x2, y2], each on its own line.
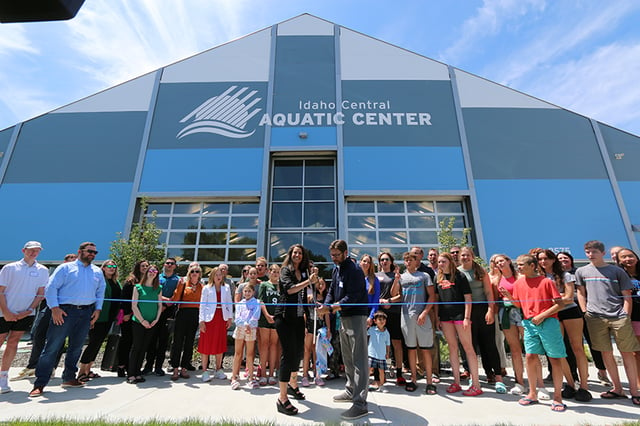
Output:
[405, 381, 417, 392]
[600, 390, 627, 399]
[550, 401, 567, 412]
[495, 382, 508, 394]
[277, 398, 298, 416]
[426, 384, 437, 395]
[287, 384, 305, 400]
[87, 371, 101, 379]
[632, 396, 640, 406]
[77, 373, 90, 383]
[463, 385, 483, 396]
[446, 383, 462, 393]
[518, 397, 539, 406]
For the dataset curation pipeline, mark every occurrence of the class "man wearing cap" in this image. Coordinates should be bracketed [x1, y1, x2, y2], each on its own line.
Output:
[29, 242, 106, 397]
[0, 241, 49, 394]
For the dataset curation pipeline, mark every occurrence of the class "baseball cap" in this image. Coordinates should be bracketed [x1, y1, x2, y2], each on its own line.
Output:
[23, 241, 43, 250]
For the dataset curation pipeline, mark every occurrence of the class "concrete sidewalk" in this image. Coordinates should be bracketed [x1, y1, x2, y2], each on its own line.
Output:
[1, 362, 638, 425]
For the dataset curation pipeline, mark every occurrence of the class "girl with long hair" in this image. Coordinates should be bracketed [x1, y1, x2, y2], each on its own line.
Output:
[274, 244, 319, 415]
[117, 259, 149, 378]
[77, 259, 122, 381]
[616, 247, 640, 389]
[537, 249, 591, 401]
[376, 251, 405, 385]
[198, 267, 233, 382]
[170, 263, 203, 381]
[435, 252, 482, 396]
[128, 264, 162, 384]
[491, 254, 527, 395]
[360, 254, 380, 327]
[257, 264, 282, 385]
[458, 247, 505, 393]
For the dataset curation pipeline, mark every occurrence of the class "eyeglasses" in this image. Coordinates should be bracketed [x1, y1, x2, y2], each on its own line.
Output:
[242, 269, 250, 273]
[380, 258, 390, 262]
[104, 265, 117, 269]
[85, 249, 98, 255]
[190, 270, 201, 274]
[148, 268, 158, 273]
[164, 261, 176, 265]
[450, 251, 459, 254]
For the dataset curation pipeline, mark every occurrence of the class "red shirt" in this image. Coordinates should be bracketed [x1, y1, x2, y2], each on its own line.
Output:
[512, 275, 561, 320]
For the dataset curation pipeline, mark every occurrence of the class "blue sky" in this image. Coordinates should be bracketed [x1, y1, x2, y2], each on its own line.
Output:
[1, 0, 639, 136]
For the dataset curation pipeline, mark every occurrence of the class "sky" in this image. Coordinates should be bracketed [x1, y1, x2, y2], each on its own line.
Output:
[1, 0, 639, 136]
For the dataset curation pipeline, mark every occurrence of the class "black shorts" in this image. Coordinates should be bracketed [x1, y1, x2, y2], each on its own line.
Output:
[0, 315, 34, 333]
[385, 310, 403, 340]
[558, 305, 583, 321]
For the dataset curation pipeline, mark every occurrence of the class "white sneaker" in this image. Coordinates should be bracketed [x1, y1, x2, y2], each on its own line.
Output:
[214, 369, 227, 380]
[538, 388, 551, 400]
[510, 383, 525, 395]
[201, 371, 211, 382]
[10, 367, 35, 382]
[0, 375, 11, 394]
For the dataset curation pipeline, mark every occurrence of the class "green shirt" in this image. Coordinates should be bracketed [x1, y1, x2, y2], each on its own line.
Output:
[132, 284, 162, 323]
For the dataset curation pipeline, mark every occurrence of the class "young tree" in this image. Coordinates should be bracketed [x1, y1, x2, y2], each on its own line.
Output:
[110, 199, 166, 276]
[437, 216, 471, 253]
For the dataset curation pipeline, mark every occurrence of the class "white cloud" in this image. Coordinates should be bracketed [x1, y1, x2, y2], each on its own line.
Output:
[524, 42, 640, 135]
[493, 2, 640, 86]
[0, 24, 38, 56]
[440, 0, 546, 63]
[64, 0, 255, 88]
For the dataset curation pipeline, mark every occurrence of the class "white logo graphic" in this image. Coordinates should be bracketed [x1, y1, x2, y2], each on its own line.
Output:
[177, 86, 262, 139]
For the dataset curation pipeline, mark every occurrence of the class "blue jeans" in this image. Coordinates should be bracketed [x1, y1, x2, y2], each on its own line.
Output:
[34, 305, 93, 387]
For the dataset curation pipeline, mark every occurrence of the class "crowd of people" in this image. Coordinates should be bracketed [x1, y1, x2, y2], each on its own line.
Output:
[1, 238, 639, 420]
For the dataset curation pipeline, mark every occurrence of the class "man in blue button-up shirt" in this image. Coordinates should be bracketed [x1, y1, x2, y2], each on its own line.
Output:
[30, 242, 106, 397]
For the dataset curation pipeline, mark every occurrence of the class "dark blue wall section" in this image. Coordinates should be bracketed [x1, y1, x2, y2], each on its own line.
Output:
[139, 148, 263, 192]
[464, 108, 606, 180]
[619, 181, 640, 248]
[149, 82, 267, 149]
[342, 80, 460, 147]
[0, 126, 13, 175]
[4, 112, 146, 183]
[0, 182, 133, 261]
[273, 36, 336, 115]
[271, 127, 336, 147]
[476, 179, 630, 258]
[344, 146, 467, 191]
[599, 123, 640, 182]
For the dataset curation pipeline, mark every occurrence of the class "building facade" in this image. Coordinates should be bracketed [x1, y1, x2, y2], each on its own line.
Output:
[1, 14, 639, 274]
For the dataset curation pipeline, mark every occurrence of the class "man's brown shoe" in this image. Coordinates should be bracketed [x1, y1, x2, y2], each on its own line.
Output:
[61, 379, 85, 388]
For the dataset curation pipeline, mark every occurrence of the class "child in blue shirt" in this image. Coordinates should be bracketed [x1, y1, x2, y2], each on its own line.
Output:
[231, 284, 261, 390]
[368, 311, 390, 392]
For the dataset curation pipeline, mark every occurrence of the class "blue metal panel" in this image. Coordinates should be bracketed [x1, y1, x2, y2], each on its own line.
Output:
[464, 108, 606, 180]
[0, 182, 133, 262]
[599, 122, 640, 181]
[619, 181, 640, 248]
[475, 179, 630, 259]
[149, 82, 268, 149]
[271, 126, 336, 147]
[0, 126, 12, 159]
[343, 146, 467, 191]
[342, 80, 460, 147]
[273, 36, 336, 113]
[139, 148, 263, 192]
[4, 112, 146, 183]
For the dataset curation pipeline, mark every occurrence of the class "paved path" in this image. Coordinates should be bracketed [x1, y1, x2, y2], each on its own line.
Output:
[1, 362, 638, 425]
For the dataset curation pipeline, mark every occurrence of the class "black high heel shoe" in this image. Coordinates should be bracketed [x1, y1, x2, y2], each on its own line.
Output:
[287, 384, 306, 400]
[277, 398, 298, 415]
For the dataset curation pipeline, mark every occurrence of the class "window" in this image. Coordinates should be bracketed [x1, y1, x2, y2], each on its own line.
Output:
[142, 200, 259, 277]
[346, 199, 470, 261]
